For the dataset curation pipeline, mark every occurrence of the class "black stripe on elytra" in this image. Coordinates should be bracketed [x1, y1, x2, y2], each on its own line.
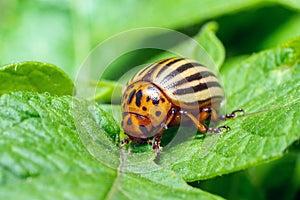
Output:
[173, 81, 222, 95]
[127, 89, 136, 105]
[135, 90, 143, 107]
[185, 95, 224, 106]
[166, 71, 216, 88]
[135, 64, 153, 79]
[156, 57, 185, 78]
[161, 62, 203, 83]
[140, 58, 173, 80]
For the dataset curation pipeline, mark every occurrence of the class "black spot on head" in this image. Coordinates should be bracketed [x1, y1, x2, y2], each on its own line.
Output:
[135, 90, 143, 107]
[155, 111, 161, 117]
[127, 89, 136, 104]
[146, 96, 151, 102]
[127, 118, 133, 126]
[142, 106, 147, 111]
[152, 99, 159, 105]
[161, 98, 165, 103]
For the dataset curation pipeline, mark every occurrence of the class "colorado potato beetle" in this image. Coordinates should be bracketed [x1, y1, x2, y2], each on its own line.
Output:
[121, 57, 243, 153]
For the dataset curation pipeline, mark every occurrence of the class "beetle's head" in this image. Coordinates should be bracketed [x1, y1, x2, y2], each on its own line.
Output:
[121, 81, 173, 139]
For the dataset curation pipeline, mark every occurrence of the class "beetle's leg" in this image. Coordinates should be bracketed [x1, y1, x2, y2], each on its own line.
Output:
[120, 138, 130, 146]
[181, 111, 208, 133]
[152, 132, 163, 157]
[200, 108, 233, 133]
[220, 108, 245, 120]
[201, 108, 245, 121]
[147, 138, 153, 145]
[201, 108, 219, 122]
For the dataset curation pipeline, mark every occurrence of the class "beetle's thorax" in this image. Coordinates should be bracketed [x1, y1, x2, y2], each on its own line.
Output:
[122, 81, 174, 139]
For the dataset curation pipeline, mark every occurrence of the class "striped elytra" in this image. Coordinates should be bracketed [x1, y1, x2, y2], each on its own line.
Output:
[121, 57, 225, 148]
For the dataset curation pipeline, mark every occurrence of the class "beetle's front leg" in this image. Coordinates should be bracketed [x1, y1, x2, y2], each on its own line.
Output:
[152, 132, 163, 157]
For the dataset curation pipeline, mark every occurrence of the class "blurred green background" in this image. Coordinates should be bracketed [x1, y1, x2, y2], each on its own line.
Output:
[1, 0, 299, 199]
[1, 0, 300, 79]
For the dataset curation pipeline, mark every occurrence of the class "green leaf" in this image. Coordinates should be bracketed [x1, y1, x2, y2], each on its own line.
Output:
[85, 80, 123, 104]
[157, 36, 300, 181]
[191, 151, 299, 199]
[246, 152, 300, 199]
[2, 35, 299, 197]
[0, 92, 222, 199]
[0, 62, 74, 96]
[194, 22, 225, 69]
[277, 0, 300, 11]
[95, 80, 123, 104]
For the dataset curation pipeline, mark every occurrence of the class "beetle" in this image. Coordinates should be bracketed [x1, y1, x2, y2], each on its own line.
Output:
[121, 57, 243, 153]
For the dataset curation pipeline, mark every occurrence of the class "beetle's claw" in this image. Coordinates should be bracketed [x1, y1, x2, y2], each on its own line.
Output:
[121, 138, 130, 145]
[218, 125, 231, 132]
[227, 108, 245, 119]
[208, 125, 231, 133]
[120, 138, 131, 148]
